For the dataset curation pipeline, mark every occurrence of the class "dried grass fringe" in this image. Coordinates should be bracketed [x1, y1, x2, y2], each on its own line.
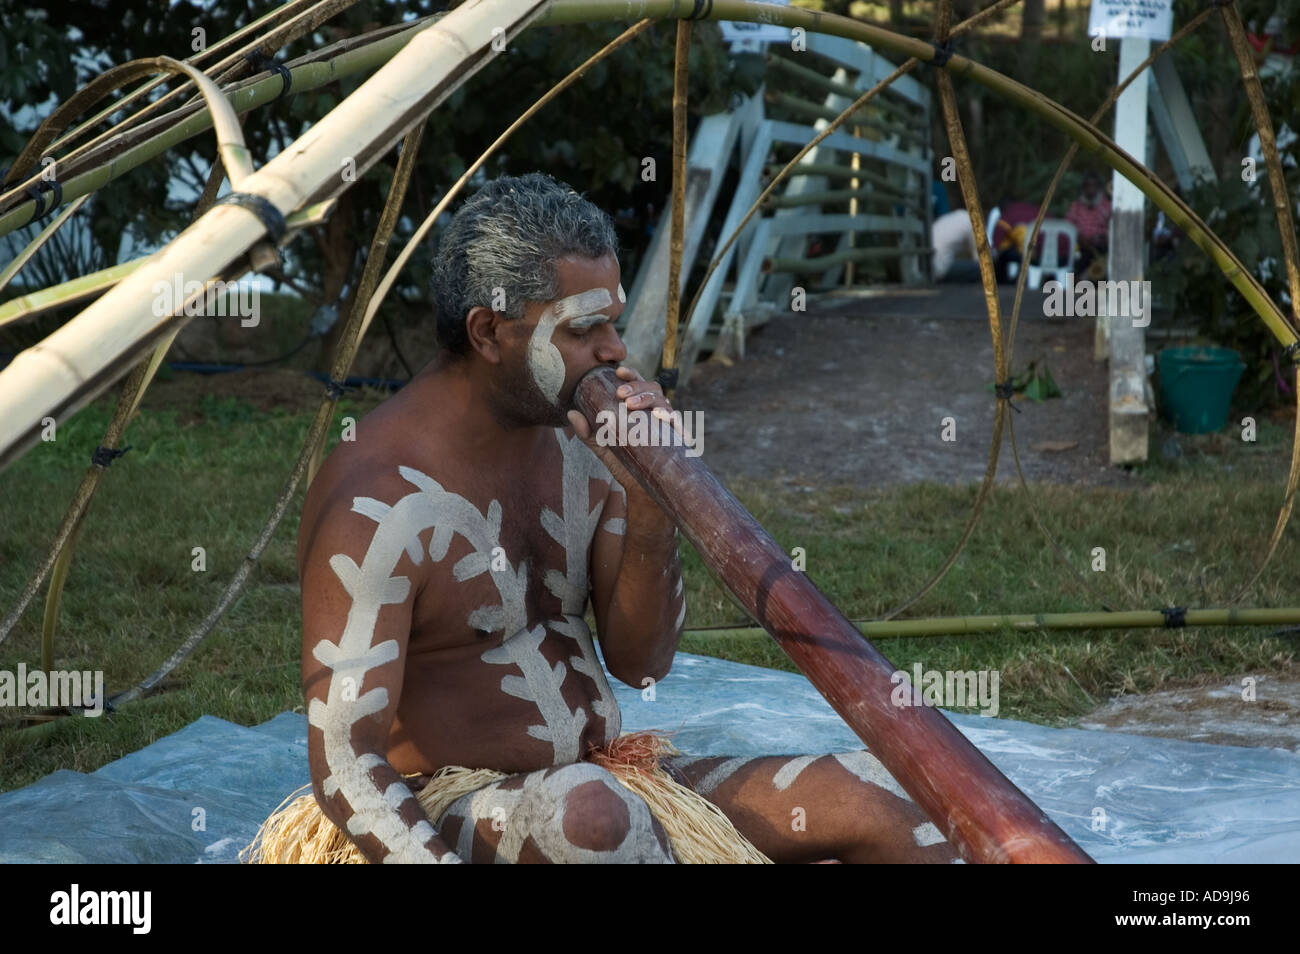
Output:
[242, 732, 771, 864]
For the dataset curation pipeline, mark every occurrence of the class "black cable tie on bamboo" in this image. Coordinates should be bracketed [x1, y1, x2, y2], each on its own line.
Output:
[245, 49, 293, 101]
[994, 379, 1022, 413]
[214, 192, 287, 243]
[1283, 341, 1300, 366]
[686, 0, 714, 20]
[324, 378, 353, 399]
[656, 367, 680, 392]
[25, 179, 62, 222]
[930, 37, 956, 68]
[91, 444, 132, 468]
[1161, 606, 1187, 628]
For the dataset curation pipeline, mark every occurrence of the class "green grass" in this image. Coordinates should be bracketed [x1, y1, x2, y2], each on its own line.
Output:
[0, 381, 1296, 792]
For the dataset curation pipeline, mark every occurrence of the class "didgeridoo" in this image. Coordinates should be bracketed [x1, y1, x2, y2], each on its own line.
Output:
[574, 366, 1093, 864]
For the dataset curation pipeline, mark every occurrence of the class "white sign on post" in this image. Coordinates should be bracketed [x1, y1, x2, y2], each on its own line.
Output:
[1088, 0, 1173, 43]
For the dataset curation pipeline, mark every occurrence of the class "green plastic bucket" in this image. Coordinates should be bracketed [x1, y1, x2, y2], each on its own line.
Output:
[1156, 346, 1245, 434]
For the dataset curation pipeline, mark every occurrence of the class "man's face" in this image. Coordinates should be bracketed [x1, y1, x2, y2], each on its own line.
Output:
[498, 253, 627, 428]
[1082, 176, 1100, 201]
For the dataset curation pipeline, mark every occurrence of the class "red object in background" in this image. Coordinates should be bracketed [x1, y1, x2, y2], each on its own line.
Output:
[1247, 30, 1300, 57]
[996, 200, 1074, 263]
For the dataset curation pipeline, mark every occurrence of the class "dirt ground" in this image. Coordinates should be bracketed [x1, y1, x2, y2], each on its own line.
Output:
[679, 284, 1141, 490]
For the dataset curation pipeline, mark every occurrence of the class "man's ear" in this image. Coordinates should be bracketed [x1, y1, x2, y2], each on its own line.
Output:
[465, 305, 506, 364]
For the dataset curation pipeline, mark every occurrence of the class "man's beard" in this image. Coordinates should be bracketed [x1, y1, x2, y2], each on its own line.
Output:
[489, 362, 572, 430]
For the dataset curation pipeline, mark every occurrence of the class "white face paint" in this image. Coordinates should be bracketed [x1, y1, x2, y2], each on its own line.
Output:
[616, 283, 626, 303]
[526, 287, 615, 407]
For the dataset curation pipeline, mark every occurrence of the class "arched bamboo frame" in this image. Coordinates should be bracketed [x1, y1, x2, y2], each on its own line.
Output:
[1, 0, 1297, 862]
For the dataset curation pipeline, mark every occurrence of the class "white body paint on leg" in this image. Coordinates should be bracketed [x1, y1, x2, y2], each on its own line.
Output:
[439, 763, 674, 863]
[912, 822, 947, 847]
[771, 755, 820, 792]
[832, 751, 911, 801]
[693, 757, 753, 796]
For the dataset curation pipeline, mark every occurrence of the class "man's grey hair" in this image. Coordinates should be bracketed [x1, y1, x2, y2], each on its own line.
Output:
[431, 172, 618, 356]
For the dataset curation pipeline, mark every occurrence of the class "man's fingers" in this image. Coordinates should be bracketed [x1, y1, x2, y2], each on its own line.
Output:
[566, 409, 591, 440]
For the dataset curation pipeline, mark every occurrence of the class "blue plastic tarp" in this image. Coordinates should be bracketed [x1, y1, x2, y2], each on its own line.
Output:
[2, 652, 1297, 863]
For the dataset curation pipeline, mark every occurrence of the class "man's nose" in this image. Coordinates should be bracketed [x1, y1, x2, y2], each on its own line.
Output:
[595, 322, 627, 364]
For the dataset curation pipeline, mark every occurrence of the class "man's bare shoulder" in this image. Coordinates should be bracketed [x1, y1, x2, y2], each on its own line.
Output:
[298, 395, 448, 564]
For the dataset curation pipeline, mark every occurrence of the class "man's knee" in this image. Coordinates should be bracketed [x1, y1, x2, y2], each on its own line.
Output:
[545, 763, 674, 863]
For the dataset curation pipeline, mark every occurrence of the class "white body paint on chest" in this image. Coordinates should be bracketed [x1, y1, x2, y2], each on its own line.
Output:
[482, 431, 626, 758]
[526, 287, 614, 406]
[384, 467, 588, 766]
[541, 430, 622, 741]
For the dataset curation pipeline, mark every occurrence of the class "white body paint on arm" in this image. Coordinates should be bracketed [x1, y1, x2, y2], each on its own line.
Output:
[308, 487, 459, 863]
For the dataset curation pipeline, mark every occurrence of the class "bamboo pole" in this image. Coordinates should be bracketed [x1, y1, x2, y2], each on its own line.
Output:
[686, 607, 1300, 640]
[0, 197, 91, 297]
[0, 17, 436, 239]
[765, 90, 926, 148]
[111, 120, 428, 707]
[0, 0, 551, 472]
[8, 0, 1288, 353]
[575, 366, 1092, 864]
[0, 329, 179, 647]
[1, 0, 364, 206]
[1220, 3, 1300, 323]
[6, 17, 649, 653]
[764, 53, 917, 125]
[995, 5, 1294, 611]
[354, 19, 656, 349]
[537, 0, 1297, 349]
[660, 18, 691, 392]
[0, 200, 334, 330]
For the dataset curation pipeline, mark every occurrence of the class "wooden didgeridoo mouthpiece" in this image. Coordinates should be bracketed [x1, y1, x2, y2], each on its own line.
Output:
[574, 366, 1093, 864]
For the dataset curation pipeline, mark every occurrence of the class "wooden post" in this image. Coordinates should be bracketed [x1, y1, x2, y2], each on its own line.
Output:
[1106, 35, 1151, 464]
[575, 366, 1094, 864]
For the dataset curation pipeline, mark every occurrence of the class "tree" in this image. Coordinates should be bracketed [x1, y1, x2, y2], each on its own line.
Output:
[1, 1, 758, 370]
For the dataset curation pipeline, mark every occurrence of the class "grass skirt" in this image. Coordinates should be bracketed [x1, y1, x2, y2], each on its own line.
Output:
[242, 732, 771, 864]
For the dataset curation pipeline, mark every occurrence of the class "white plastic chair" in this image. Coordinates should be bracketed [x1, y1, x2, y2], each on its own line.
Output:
[1022, 219, 1077, 290]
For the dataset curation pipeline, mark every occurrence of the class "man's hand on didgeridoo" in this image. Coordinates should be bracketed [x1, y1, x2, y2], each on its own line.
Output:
[566, 365, 675, 495]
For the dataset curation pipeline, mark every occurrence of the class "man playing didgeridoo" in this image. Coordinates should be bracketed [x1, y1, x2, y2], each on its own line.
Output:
[247, 173, 958, 864]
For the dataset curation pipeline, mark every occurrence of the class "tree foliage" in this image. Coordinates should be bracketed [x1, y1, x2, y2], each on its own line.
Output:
[1, 1, 759, 365]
